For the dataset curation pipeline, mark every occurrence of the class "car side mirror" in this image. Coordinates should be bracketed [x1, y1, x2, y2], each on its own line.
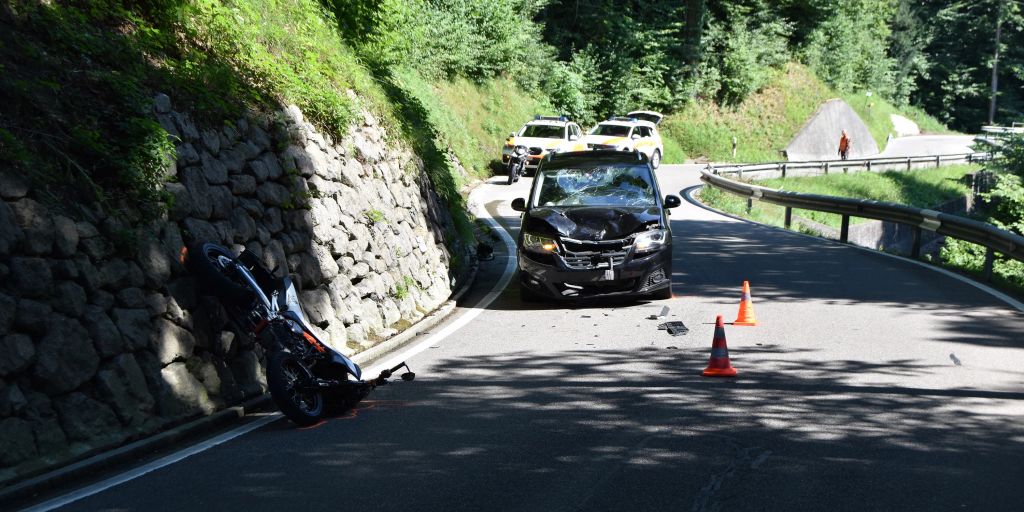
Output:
[569, 134, 579, 141]
[664, 195, 681, 209]
[631, 133, 641, 140]
[511, 197, 527, 212]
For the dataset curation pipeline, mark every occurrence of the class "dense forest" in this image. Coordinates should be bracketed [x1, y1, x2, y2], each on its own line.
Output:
[1, 0, 1022, 219]
[333, 0, 1023, 130]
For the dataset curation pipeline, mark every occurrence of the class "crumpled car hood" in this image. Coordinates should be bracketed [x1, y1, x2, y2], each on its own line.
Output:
[523, 206, 662, 240]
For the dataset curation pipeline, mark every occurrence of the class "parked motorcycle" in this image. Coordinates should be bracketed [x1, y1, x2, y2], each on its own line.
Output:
[507, 144, 528, 185]
[181, 241, 414, 426]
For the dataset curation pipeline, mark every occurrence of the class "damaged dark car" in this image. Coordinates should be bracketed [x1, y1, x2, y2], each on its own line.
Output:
[510, 150, 681, 301]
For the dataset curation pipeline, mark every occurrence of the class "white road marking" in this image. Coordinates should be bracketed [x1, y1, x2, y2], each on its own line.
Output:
[22, 184, 521, 511]
[21, 414, 281, 512]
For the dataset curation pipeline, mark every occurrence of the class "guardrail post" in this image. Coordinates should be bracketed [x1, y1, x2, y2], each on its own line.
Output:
[907, 157, 912, 171]
[840, 215, 850, 243]
[746, 197, 753, 213]
[824, 162, 830, 175]
[911, 227, 922, 259]
[968, 153, 973, 164]
[738, 169, 743, 180]
[784, 207, 792, 229]
[935, 155, 941, 168]
[983, 248, 995, 282]
[781, 163, 787, 178]
[866, 160, 872, 173]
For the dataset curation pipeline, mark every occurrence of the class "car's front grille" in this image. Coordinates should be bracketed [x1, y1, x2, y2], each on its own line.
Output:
[561, 237, 632, 270]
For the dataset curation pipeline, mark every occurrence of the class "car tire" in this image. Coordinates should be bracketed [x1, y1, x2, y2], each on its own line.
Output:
[520, 285, 543, 303]
[647, 286, 672, 300]
[651, 149, 662, 169]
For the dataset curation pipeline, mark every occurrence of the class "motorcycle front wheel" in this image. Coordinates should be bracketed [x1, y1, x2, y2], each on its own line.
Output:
[267, 351, 325, 426]
[186, 242, 254, 307]
[507, 161, 517, 185]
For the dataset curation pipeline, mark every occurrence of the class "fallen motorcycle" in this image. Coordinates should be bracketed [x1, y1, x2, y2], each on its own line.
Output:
[181, 241, 414, 426]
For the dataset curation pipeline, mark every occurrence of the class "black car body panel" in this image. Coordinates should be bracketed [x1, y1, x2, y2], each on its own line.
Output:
[515, 150, 675, 300]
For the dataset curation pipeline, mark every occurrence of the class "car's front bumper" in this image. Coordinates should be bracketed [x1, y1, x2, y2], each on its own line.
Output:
[518, 245, 672, 299]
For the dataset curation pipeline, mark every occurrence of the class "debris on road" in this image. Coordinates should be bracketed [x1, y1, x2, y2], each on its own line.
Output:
[950, 353, 962, 366]
[648, 306, 670, 320]
[657, 321, 689, 336]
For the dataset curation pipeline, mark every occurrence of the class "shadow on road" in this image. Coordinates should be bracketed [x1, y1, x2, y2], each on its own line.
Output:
[159, 348, 1024, 512]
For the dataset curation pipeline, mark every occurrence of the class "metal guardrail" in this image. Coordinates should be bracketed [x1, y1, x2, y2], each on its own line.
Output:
[699, 169, 1024, 279]
[981, 124, 1024, 135]
[709, 152, 991, 180]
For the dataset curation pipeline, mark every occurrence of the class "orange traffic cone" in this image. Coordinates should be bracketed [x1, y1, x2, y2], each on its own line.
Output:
[703, 315, 737, 377]
[734, 280, 757, 326]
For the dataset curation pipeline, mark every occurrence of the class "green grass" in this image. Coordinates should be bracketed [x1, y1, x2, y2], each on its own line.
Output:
[0, 0, 394, 218]
[699, 164, 980, 229]
[429, 76, 553, 178]
[660, 63, 955, 163]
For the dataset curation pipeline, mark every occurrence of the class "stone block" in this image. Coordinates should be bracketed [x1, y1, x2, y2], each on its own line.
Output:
[33, 318, 99, 394]
[150, 318, 196, 364]
[52, 281, 87, 317]
[11, 198, 54, 255]
[84, 307, 127, 358]
[157, 361, 216, 418]
[54, 392, 120, 442]
[0, 333, 35, 376]
[180, 166, 212, 219]
[52, 215, 79, 256]
[16, 298, 53, 337]
[0, 418, 37, 466]
[10, 257, 53, 298]
[112, 308, 152, 351]
[231, 350, 266, 398]
[95, 353, 155, 427]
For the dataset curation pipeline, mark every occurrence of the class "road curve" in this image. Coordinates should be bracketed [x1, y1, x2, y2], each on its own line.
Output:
[29, 165, 1024, 512]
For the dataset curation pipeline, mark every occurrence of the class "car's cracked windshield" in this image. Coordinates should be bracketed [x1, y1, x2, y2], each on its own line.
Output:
[536, 166, 655, 207]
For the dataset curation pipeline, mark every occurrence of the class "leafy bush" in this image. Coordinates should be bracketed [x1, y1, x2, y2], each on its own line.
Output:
[801, 0, 897, 99]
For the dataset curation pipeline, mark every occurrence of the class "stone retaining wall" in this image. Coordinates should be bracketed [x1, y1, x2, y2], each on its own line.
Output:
[0, 96, 470, 482]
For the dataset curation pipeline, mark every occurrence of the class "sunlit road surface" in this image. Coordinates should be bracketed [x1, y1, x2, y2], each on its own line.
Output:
[37, 161, 1024, 512]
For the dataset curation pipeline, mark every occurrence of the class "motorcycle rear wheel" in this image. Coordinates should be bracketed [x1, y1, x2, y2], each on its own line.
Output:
[267, 351, 325, 426]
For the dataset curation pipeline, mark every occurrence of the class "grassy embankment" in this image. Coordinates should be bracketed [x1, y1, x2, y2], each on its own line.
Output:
[659, 63, 953, 163]
[699, 164, 980, 230]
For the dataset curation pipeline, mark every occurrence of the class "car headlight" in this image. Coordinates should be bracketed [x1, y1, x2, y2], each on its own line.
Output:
[523, 233, 558, 253]
[634, 229, 668, 254]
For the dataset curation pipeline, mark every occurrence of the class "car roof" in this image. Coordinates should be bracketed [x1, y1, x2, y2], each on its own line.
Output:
[524, 119, 571, 127]
[540, 150, 649, 171]
[595, 119, 656, 129]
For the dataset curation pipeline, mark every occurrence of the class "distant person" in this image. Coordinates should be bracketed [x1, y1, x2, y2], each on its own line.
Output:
[838, 130, 851, 160]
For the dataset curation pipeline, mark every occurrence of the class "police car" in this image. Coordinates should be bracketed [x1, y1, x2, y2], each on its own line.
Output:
[503, 116, 588, 172]
[581, 111, 665, 168]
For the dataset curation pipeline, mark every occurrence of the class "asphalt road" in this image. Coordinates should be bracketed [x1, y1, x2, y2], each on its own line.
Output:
[27, 162, 1024, 512]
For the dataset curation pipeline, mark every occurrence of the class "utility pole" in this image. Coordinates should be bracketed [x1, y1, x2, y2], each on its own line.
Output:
[988, 0, 1004, 125]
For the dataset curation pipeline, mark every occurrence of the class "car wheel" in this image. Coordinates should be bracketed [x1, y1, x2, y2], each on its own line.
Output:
[647, 286, 672, 300]
[520, 285, 543, 303]
[651, 149, 662, 169]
